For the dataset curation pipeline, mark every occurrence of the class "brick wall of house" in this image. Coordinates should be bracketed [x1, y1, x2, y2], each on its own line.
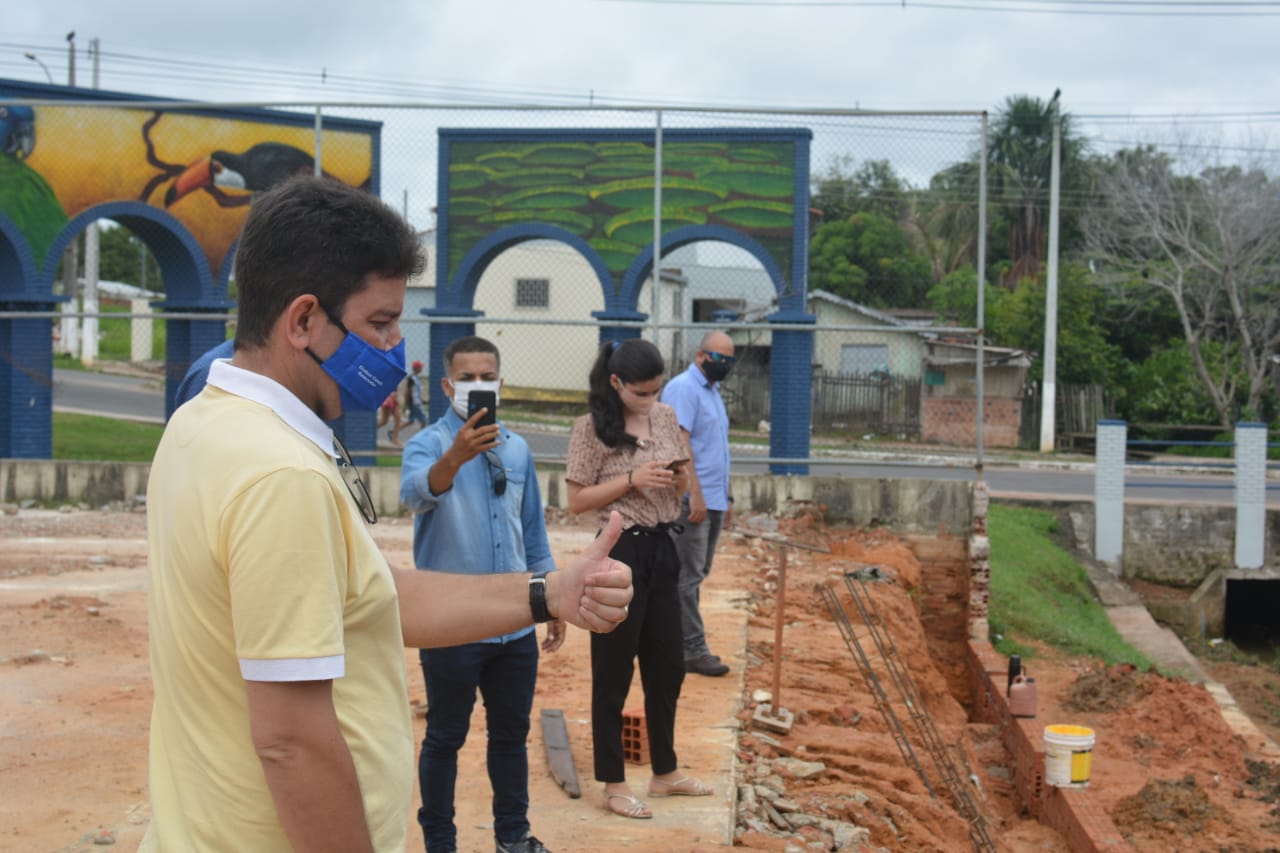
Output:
[922, 396, 1022, 447]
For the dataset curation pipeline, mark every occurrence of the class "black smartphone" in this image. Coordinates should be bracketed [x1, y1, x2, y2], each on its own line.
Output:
[467, 389, 497, 428]
[666, 458, 690, 471]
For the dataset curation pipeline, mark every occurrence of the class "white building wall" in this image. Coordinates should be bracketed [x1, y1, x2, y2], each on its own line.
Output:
[405, 232, 439, 374]
[473, 241, 605, 392]
[810, 301, 925, 378]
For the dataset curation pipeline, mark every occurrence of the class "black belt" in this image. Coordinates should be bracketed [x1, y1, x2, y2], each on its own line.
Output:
[625, 522, 683, 536]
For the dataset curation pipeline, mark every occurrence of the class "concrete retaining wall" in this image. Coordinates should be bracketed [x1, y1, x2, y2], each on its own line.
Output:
[1, 459, 151, 507]
[2, 459, 976, 534]
[1059, 501, 1280, 585]
[8, 460, 1271, 585]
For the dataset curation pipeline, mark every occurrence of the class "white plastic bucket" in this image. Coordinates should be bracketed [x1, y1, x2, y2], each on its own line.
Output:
[1043, 724, 1095, 787]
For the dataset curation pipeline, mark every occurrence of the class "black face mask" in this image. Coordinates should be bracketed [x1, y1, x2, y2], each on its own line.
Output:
[702, 359, 732, 383]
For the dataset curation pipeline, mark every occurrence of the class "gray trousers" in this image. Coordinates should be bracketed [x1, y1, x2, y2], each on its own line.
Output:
[671, 496, 725, 660]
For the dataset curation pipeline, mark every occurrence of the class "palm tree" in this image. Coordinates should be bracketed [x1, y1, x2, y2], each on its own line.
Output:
[988, 94, 1087, 287]
[906, 160, 982, 280]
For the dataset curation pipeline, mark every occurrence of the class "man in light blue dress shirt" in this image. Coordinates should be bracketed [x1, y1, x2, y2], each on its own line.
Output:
[399, 336, 560, 853]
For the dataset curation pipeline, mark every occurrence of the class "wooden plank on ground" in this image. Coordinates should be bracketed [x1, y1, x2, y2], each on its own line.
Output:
[540, 708, 581, 799]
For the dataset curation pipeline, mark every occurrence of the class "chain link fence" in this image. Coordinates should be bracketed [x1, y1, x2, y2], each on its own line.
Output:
[4, 96, 1007, 461]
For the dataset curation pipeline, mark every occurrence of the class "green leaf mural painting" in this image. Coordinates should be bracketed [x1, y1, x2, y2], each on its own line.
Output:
[441, 132, 800, 289]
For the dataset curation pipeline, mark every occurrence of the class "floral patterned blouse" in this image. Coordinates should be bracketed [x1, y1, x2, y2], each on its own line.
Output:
[565, 402, 686, 529]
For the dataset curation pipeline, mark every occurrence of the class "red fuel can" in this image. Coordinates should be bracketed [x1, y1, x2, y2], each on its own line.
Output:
[1009, 675, 1038, 718]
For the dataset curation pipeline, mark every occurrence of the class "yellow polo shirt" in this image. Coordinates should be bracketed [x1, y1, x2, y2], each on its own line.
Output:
[141, 361, 411, 851]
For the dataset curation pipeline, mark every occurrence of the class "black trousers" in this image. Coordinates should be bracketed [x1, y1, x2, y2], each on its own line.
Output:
[591, 525, 686, 782]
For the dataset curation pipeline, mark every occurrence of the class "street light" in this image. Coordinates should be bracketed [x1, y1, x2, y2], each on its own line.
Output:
[23, 51, 53, 84]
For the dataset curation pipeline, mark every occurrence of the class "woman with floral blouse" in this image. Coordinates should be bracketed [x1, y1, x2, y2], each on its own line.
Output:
[566, 338, 715, 819]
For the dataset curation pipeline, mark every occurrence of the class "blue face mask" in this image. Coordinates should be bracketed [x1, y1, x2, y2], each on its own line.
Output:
[307, 309, 407, 412]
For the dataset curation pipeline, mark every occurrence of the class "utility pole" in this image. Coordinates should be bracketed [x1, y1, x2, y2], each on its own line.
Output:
[1039, 88, 1062, 453]
[66, 31, 76, 86]
[58, 31, 80, 357]
[80, 37, 102, 366]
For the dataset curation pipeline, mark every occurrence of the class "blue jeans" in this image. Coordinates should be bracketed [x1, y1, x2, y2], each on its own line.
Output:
[417, 633, 538, 853]
[671, 496, 725, 660]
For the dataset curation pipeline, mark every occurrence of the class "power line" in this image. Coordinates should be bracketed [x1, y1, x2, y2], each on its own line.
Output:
[6, 40, 1280, 135]
[600, 0, 1280, 13]
[7, 38, 1280, 119]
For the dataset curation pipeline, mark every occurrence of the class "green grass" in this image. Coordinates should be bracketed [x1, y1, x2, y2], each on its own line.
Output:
[53, 352, 87, 371]
[52, 305, 170, 365]
[53, 412, 166, 462]
[96, 303, 167, 361]
[988, 503, 1152, 668]
[53, 412, 406, 466]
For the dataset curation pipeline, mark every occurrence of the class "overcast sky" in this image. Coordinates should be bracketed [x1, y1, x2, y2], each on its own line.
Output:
[8, 1, 1280, 132]
[7, 0, 1280, 230]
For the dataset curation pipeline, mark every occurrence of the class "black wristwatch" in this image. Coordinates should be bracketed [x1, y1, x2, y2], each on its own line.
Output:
[528, 571, 552, 623]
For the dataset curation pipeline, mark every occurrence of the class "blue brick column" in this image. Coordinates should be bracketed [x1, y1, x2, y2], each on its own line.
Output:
[335, 408, 379, 468]
[160, 304, 230, 418]
[592, 310, 645, 354]
[767, 311, 815, 475]
[1094, 420, 1127, 566]
[1234, 422, 1267, 570]
[0, 300, 61, 458]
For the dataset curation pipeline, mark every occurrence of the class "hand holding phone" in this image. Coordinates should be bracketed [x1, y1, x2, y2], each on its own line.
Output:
[467, 390, 497, 429]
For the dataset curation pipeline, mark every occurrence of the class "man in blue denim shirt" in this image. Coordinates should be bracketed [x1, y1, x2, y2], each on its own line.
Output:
[661, 331, 735, 678]
[400, 336, 561, 853]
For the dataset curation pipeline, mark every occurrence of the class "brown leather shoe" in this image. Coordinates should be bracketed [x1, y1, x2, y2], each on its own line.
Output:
[685, 654, 729, 676]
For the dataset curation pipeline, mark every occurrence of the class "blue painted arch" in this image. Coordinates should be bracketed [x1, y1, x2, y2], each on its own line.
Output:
[0, 213, 39, 298]
[441, 222, 614, 312]
[40, 201, 222, 305]
[617, 225, 787, 313]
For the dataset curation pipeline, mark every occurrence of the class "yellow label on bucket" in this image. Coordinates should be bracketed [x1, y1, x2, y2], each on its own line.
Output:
[1070, 749, 1093, 783]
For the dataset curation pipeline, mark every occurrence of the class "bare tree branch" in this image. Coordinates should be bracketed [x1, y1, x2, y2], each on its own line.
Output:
[1084, 139, 1280, 426]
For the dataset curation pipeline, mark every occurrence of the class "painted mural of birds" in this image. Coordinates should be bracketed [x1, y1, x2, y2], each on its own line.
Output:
[164, 142, 317, 206]
[2, 105, 35, 159]
[0, 105, 68, 263]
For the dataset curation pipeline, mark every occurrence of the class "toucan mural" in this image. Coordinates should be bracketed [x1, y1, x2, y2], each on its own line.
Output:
[0, 80, 384, 461]
[162, 142, 324, 207]
[0, 81, 376, 275]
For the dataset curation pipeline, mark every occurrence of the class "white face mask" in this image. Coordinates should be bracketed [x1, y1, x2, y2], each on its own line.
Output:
[448, 379, 501, 419]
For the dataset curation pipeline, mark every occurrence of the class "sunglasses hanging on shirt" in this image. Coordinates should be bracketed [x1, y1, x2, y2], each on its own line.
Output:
[334, 435, 378, 525]
[484, 450, 507, 496]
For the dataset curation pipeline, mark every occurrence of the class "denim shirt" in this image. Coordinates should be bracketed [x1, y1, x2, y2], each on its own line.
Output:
[399, 409, 555, 643]
[661, 363, 731, 512]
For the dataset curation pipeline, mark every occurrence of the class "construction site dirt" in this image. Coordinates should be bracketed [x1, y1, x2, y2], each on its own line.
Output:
[2, 506, 1279, 852]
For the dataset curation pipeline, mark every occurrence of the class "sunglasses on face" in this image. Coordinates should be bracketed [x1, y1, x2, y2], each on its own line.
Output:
[703, 351, 735, 365]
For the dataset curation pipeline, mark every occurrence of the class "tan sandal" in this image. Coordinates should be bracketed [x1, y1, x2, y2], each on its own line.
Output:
[648, 775, 713, 797]
[605, 791, 653, 819]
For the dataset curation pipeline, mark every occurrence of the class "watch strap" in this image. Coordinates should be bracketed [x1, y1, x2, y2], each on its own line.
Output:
[528, 571, 552, 623]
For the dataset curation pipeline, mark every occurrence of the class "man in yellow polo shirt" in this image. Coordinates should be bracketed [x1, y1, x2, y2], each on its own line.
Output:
[143, 176, 632, 852]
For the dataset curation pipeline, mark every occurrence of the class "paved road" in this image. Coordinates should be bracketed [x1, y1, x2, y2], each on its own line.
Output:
[52, 368, 166, 424]
[519, 421, 1254, 506]
[53, 368, 1267, 506]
